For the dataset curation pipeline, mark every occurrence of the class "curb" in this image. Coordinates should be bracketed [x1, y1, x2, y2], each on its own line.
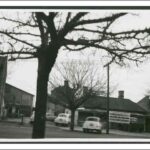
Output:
[60, 126, 83, 133]
[60, 126, 150, 137]
[60, 127, 109, 135]
[0, 120, 31, 127]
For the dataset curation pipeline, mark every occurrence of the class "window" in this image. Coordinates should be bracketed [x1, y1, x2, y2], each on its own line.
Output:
[86, 117, 100, 122]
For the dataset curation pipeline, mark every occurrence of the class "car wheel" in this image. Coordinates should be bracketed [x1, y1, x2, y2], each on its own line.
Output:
[55, 123, 59, 126]
[30, 121, 33, 124]
[97, 130, 102, 134]
[65, 124, 68, 127]
[83, 129, 87, 133]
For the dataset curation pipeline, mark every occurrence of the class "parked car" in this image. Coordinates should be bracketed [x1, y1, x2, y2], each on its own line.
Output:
[46, 113, 56, 122]
[30, 111, 35, 124]
[30, 112, 56, 123]
[82, 116, 102, 133]
[54, 113, 71, 126]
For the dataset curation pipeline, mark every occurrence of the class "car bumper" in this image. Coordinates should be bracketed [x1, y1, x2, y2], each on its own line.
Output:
[55, 120, 69, 125]
[83, 125, 102, 130]
[83, 127, 101, 130]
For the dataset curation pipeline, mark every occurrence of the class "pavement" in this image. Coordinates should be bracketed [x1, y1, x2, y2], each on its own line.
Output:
[0, 117, 30, 125]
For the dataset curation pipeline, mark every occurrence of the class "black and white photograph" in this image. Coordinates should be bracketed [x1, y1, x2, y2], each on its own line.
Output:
[0, 2, 150, 146]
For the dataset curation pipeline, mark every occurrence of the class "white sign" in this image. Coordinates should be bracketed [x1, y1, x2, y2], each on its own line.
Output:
[130, 117, 138, 123]
[109, 111, 131, 124]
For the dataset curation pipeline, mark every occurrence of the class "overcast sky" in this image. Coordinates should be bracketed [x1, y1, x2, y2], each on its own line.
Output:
[4, 10, 150, 103]
[6, 49, 150, 103]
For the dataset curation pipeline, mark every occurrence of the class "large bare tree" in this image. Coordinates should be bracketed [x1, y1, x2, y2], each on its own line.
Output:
[49, 60, 116, 131]
[0, 11, 150, 138]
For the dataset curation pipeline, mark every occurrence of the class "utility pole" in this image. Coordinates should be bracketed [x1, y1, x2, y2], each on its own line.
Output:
[106, 64, 110, 134]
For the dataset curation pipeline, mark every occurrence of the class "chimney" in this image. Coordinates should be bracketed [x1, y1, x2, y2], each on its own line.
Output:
[64, 80, 69, 87]
[83, 86, 88, 94]
[118, 90, 124, 99]
[145, 95, 150, 99]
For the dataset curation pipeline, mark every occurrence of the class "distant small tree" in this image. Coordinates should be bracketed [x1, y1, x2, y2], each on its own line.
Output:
[49, 60, 116, 131]
[144, 89, 150, 98]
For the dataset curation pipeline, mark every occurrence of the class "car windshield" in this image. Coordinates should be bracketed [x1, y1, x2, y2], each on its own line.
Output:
[46, 113, 52, 116]
[86, 117, 99, 122]
[59, 114, 67, 117]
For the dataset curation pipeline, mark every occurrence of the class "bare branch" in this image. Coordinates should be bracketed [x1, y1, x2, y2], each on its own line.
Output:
[0, 31, 39, 49]
[36, 13, 48, 45]
[35, 12, 58, 42]
[74, 13, 127, 27]
[49, 60, 117, 111]
[3, 31, 40, 37]
[0, 51, 35, 55]
[64, 45, 88, 51]
[8, 56, 36, 61]
[0, 16, 38, 28]
[64, 12, 71, 26]
[58, 12, 88, 39]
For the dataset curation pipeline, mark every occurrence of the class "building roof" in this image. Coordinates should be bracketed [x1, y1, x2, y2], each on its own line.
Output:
[48, 95, 67, 107]
[49, 85, 72, 107]
[6, 83, 34, 96]
[137, 96, 150, 113]
[50, 83, 147, 114]
[82, 96, 147, 114]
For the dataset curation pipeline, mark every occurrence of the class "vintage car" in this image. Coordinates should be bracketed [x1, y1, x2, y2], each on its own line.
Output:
[82, 116, 102, 133]
[30, 112, 56, 123]
[54, 113, 71, 126]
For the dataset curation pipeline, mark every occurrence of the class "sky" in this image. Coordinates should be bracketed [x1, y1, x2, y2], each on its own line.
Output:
[6, 49, 150, 103]
[4, 10, 150, 103]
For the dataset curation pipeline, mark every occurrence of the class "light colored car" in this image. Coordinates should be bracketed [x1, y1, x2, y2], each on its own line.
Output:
[82, 116, 102, 133]
[30, 112, 56, 123]
[54, 113, 71, 126]
[46, 113, 56, 122]
[30, 112, 35, 123]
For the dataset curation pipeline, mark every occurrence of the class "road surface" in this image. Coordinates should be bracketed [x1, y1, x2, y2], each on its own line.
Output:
[0, 121, 149, 139]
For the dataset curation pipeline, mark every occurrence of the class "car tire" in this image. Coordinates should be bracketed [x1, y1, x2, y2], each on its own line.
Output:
[65, 123, 68, 127]
[55, 123, 59, 126]
[30, 121, 33, 124]
[97, 130, 102, 134]
[83, 129, 87, 133]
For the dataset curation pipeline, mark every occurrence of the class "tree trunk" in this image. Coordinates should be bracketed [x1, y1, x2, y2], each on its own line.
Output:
[32, 46, 59, 138]
[70, 109, 75, 131]
[32, 57, 50, 138]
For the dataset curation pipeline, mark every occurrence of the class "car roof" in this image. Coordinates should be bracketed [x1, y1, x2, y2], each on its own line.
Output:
[86, 116, 100, 119]
[59, 113, 70, 116]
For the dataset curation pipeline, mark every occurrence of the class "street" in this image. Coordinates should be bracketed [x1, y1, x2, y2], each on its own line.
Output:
[0, 121, 150, 139]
